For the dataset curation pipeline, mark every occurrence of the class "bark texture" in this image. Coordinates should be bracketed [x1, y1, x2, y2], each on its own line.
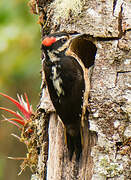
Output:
[29, 0, 131, 179]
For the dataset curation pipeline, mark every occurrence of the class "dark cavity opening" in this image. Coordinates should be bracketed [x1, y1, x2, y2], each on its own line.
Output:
[70, 34, 97, 68]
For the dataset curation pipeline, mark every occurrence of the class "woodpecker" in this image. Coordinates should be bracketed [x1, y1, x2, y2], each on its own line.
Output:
[42, 32, 85, 160]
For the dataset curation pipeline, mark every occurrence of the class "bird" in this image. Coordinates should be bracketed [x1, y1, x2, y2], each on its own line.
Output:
[41, 32, 92, 160]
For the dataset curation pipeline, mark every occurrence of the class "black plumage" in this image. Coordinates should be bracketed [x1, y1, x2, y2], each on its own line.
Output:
[42, 32, 85, 160]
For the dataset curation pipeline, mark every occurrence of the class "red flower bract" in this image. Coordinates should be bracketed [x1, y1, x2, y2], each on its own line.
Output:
[0, 92, 33, 129]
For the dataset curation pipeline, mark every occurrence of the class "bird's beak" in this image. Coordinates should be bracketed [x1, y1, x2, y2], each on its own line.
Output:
[68, 33, 88, 44]
[69, 33, 82, 40]
[69, 33, 96, 46]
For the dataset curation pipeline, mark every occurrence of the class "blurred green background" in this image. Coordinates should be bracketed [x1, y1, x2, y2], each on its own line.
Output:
[0, 0, 41, 179]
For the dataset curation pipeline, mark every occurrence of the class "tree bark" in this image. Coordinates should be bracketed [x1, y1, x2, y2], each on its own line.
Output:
[29, 0, 131, 179]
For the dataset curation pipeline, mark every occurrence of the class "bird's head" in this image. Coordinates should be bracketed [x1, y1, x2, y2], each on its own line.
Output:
[42, 32, 80, 53]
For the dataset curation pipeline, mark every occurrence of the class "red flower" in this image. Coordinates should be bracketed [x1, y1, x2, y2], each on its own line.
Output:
[0, 92, 33, 129]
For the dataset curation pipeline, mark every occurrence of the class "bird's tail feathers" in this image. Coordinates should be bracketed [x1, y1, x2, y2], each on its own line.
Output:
[66, 130, 82, 161]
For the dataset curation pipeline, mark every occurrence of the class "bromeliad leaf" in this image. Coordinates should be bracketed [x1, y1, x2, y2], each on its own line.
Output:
[0, 92, 33, 128]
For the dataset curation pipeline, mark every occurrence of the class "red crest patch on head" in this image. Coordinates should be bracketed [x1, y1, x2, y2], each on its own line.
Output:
[42, 37, 56, 47]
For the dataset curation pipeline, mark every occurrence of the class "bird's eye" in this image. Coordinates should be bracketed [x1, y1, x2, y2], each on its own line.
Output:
[61, 38, 67, 43]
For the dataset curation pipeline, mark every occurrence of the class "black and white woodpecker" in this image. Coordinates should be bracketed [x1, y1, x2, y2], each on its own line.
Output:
[41, 32, 88, 160]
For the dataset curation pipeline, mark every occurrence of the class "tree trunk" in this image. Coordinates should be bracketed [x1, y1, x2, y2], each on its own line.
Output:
[29, 0, 131, 179]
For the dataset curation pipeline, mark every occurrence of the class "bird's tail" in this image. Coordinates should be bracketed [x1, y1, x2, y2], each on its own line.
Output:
[66, 130, 82, 161]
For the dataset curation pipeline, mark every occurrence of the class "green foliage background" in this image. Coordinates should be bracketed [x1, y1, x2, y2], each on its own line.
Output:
[0, 0, 41, 179]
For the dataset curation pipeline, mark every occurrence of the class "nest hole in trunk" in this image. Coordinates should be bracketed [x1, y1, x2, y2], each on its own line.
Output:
[70, 34, 97, 68]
